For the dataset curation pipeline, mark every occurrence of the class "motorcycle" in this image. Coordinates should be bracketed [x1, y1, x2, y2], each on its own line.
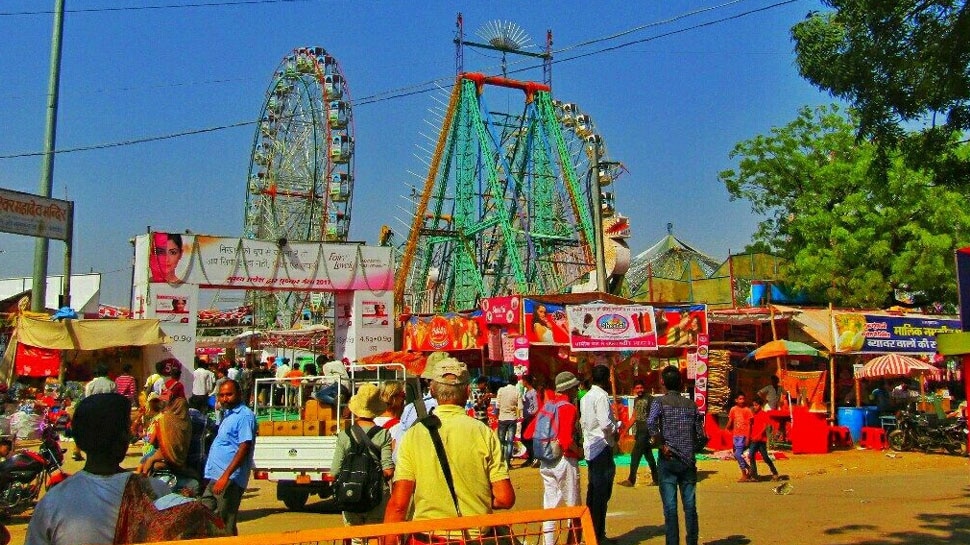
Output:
[888, 407, 967, 455]
[0, 424, 67, 517]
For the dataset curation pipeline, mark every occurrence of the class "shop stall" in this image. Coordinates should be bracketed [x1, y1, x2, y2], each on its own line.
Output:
[0, 312, 169, 403]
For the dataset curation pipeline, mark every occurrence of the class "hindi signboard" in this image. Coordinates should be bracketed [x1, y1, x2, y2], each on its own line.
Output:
[832, 312, 960, 354]
[0, 187, 73, 241]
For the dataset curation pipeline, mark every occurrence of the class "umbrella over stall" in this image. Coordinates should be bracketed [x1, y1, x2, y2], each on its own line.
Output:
[855, 353, 942, 380]
[746, 339, 823, 360]
[855, 353, 942, 398]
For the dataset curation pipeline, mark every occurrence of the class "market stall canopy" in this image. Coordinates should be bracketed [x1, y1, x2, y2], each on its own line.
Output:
[358, 350, 427, 376]
[771, 305, 834, 351]
[855, 354, 942, 380]
[15, 314, 168, 350]
[747, 339, 822, 360]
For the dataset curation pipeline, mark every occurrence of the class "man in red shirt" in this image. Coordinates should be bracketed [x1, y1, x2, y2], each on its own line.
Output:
[747, 397, 780, 481]
[531, 371, 582, 545]
[726, 393, 754, 482]
[113, 364, 137, 405]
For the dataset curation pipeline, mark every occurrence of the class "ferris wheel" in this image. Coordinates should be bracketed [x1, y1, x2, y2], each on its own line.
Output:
[243, 46, 355, 328]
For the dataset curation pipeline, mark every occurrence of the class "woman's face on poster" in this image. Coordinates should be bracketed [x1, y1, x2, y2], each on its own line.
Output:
[160, 239, 181, 274]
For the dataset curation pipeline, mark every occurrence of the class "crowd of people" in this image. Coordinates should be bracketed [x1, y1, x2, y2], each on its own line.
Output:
[25, 363, 256, 544]
[19, 352, 718, 545]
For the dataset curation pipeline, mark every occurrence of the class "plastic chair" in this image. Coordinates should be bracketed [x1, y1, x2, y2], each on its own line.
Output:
[860, 426, 888, 450]
[828, 425, 853, 448]
[879, 415, 897, 431]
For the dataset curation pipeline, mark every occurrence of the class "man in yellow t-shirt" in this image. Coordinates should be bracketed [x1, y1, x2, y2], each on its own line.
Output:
[384, 358, 515, 542]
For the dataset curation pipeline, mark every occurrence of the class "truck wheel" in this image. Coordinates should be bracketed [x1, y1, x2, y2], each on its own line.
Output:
[281, 489, 309, 511]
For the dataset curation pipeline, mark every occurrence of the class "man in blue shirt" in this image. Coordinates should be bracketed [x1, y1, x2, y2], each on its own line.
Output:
[202, 380, 255, 535]
[647, 366, 704, 545]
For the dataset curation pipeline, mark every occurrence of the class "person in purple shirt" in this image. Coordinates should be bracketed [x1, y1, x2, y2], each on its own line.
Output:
[201, 380, 255, 535]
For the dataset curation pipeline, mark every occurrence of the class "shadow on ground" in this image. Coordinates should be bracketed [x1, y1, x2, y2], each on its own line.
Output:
[613, 524, 665, 543]
[821, 485, 970, 545]
[705, 535, 751, 545]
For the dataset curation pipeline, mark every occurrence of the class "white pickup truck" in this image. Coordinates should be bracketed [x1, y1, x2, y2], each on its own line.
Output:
[250, 364, 406, 510]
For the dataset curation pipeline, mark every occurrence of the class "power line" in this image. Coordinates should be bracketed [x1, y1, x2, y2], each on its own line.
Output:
[0, 1, 798, 159]
[0, 120, 254, 159]
[0, 0, 313, 17]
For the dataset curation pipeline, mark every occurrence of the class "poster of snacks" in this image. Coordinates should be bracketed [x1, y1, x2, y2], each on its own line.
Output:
[832, 312, 960, 354]
[565, 304, 658, 351]
[402, 313, 485, 351]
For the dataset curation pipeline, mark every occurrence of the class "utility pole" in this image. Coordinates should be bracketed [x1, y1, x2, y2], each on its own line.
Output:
[590, 139, 607, 293]
[31, 0, 66, 312]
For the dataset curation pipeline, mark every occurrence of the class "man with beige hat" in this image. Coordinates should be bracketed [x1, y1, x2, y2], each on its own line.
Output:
[331, 383, 394, 528]
[384, 357, 515, 542]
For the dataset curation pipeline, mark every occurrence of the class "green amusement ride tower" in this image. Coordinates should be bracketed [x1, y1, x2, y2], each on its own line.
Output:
[395, 16, 624, 313]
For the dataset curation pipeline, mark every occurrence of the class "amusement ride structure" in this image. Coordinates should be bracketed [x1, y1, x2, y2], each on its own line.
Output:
[393, 16, 628, 314]
[243, 46, 355, 328]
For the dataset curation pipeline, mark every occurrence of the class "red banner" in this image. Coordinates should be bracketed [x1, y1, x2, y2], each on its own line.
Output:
[481, 296, 520, 325]
[16, 343, 60, 378]
[402, 314, 484, 351]
[694, 334, 710, 414]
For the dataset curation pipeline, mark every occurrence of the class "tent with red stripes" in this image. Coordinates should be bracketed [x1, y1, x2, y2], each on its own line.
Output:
[855, 353, 942, 380]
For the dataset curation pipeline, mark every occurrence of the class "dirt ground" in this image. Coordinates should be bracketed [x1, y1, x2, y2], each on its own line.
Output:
[6, 443, 969, 545]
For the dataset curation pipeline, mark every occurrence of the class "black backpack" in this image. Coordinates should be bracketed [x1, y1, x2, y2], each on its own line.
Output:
[333, 424, 384, 513]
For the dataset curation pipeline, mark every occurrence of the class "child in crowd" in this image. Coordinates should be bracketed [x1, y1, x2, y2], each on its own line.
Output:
[747, 397, 780, 481]
[726, 392, 753, 482]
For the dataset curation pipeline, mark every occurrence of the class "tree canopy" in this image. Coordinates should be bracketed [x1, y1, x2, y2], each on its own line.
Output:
[791, 2, 970, 186]
[720, 105, 970, 308]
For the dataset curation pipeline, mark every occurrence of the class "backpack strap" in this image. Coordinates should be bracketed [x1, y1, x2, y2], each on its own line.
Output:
[349, 424, 382, 460]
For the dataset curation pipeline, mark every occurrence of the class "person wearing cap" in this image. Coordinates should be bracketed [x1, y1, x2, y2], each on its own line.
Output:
[384, 357, 514, 541]
[398, 351, 450, 432]
[331, 383, 394, 530]
[533, 371, 583, 545]
[579, 364, 619, 544]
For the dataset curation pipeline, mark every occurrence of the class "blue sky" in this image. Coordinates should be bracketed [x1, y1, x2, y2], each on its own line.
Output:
[0, 0, 830, 306]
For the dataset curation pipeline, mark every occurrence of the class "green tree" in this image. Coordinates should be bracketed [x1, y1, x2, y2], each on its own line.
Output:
[720, 105, 970, 308]
[791, 2, 970, 185]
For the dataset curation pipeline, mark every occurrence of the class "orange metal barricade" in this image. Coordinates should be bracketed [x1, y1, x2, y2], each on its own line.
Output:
[145, 506, 595, 545]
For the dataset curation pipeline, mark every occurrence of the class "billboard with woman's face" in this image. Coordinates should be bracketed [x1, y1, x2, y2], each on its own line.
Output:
[149, 232, 186, 283]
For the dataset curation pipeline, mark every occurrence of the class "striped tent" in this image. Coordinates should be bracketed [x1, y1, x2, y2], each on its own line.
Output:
[856, 354, 942, 380]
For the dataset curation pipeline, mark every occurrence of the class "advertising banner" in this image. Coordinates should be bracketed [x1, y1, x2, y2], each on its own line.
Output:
[512, 336, 529, 376]
[402, 313, 484, 351]
[524, 299, 570, 344]
[481, 296, 520, 325]
[565, 303, 658, 351]
[143, 282, 200, 392]
[654, 305, 708, 347]
[832, 312, 960, 354]
[0, 187, 73, 241]
[693, 334, 710, 414]
[15, 343, 60, 378]
[957, 247, 970, 331]
[142, 232, 393, 291]
[334, 290, 394, 361]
